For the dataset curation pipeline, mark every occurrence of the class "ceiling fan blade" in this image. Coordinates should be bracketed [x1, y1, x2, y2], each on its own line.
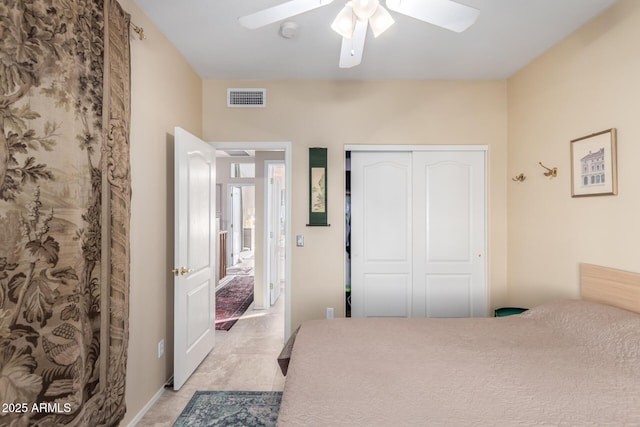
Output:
[385, 0, 479, 33]
[339, 19, 368, 68]
[239, 0, 334, 29]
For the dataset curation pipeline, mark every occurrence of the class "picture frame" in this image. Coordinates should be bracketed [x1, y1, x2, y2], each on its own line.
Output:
[308, 147, 329, 226]
[570, 128, 617, 197]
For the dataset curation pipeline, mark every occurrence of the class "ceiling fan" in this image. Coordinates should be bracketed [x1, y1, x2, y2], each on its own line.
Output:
[238, 0, 480, 69]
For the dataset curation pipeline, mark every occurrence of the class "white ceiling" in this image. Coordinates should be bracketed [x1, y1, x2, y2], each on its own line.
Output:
[135, 0, 618, 80]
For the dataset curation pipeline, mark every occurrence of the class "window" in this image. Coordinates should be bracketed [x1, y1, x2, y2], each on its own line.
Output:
[230, 163, 255, 178]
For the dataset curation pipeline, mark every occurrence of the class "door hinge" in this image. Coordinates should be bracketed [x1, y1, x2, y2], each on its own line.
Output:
[269, 282, 274, 290]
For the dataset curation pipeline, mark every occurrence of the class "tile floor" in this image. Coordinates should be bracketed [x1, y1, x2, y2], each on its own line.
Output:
[136, 289, 285, 426]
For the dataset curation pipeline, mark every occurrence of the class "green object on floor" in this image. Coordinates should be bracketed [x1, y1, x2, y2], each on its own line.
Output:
[494, 307, 527, 317]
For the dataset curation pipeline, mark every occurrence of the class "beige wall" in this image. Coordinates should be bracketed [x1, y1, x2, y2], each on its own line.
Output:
[203, 80, 509, 329]
[120, 0, 203, 425]
[507, 0, 640, 307]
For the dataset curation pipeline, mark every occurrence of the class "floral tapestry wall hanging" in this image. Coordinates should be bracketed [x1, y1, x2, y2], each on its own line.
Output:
[0, 0, 131, 425]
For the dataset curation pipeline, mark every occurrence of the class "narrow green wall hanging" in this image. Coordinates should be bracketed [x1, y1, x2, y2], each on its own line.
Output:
[308, 147, 329, 226]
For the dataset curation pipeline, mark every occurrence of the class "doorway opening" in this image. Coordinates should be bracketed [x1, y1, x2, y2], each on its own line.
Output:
[226, 184, 255, 277]
[214, 146, 291, 337]
[214, 183, 256, 331]
[173, 129, 292, 391]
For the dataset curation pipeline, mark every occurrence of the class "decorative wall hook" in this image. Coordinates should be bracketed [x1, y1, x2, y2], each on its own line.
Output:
[130, 22, 145, 40]
[512, 173, 526, 182]
[539, 162, 557, 178]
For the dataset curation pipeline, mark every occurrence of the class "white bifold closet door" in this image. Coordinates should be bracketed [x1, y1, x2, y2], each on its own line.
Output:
[351, 149, 486, 318]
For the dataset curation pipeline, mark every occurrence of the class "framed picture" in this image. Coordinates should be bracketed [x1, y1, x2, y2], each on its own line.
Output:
[570, 128, 617, 197]
[308, 147, 329, 226]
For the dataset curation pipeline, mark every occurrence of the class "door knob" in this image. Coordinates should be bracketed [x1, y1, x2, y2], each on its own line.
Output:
[171, 266, 193, 276]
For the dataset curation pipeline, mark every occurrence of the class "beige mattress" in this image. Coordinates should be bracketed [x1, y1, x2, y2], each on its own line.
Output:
[277, 300, 640, 426]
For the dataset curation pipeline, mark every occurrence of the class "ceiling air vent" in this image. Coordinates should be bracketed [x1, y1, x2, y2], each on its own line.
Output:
[223, 150, 251, 157]
[227, 88, 266, 108]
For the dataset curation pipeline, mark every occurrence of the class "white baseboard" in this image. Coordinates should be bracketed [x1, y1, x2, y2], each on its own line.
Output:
[126, 377, 173, 426]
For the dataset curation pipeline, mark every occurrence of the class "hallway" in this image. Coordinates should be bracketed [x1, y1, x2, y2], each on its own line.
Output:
[136, 294, 286, 426]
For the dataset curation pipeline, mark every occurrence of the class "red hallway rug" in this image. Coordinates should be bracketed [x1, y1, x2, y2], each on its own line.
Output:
[216, 276, 254, 331]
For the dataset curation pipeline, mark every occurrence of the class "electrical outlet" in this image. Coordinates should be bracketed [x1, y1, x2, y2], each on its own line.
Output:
[158, 339, 165, 358]
[326, 307, 334, 319]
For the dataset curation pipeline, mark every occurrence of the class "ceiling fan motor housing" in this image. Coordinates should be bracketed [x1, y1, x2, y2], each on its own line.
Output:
[353, 0, 379, 20]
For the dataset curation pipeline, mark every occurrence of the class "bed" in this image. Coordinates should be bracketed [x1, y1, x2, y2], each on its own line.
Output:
[277, 264, 640, 426]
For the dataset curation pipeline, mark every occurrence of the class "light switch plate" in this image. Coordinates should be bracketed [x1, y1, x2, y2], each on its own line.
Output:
[158, 339, 165, 358]
[296, 235, 304, 247]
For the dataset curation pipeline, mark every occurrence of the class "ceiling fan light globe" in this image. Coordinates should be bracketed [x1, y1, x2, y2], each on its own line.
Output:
[385, 0, 400, 10]
[352, 0, 379, 20]
[370, 5, 394, 37]
[331, 4, 356, 38]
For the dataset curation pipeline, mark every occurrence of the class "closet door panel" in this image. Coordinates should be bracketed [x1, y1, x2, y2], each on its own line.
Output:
[426, 162, 472, 262]
[363, 274, 410, 317]
[426, 274, 472, 318]
[362, 162, 410, 262]
[351, 149, 486, 319]
[351, 152, 412, 318]
[413, 151, 486, 317]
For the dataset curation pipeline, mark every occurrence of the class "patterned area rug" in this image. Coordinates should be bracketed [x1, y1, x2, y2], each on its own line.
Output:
[216, 276, 254, 330]
[174, 391, 282, 427]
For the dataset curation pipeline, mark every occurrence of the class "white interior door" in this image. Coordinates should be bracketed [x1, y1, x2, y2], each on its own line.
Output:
[267, 162, 285, 305]
[173, 127, 216, 390]
[229, 186, 242, 266]
[412, 151, 486, 317]
[351, 152, 413, 317]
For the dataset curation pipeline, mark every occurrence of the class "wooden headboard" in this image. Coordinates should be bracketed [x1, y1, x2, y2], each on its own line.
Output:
[581, 263, 640, 314]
